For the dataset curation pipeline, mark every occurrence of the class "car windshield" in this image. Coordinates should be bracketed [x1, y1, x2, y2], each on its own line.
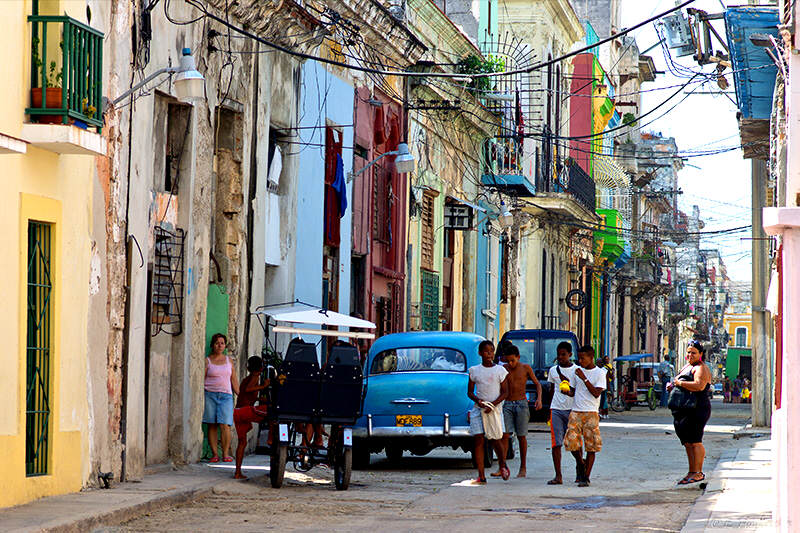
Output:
[370, 347, 467, 374]
[512, 339, 536, 367]
[542, 338, 577, 368]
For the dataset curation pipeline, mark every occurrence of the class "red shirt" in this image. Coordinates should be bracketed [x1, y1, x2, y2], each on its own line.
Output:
[236, 374, 262, 408]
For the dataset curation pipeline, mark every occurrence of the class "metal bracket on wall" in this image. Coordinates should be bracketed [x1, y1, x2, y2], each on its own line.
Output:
[151, 226, 186, 336]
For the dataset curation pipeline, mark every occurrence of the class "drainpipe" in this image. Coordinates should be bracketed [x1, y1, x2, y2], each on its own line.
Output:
[762, 37, 800, 532]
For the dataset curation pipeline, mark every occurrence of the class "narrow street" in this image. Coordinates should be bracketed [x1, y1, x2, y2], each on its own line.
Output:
[113, 402, 756, 532]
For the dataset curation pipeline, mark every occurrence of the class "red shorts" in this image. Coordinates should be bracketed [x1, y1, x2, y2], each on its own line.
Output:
[233, 405, 268, 440]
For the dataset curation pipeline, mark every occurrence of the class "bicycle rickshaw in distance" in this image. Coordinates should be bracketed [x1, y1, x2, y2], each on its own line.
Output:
[253, 302, 376, 490]
[610, 353, 659, 412]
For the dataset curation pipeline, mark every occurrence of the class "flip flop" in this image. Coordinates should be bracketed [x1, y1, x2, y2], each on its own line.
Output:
[222, 456, 234, 463]
[682, 472, 705, 484]
[473, 477, 487, 485]
[547, 479, 563, 485]
[501, 466, 510, 481]
[209, 456, 220, 463]
[678, 472, 699, 485]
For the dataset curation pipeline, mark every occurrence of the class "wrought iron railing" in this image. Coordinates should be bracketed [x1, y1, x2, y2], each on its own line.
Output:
[26, 15, 104, 130]
[484, 137, 523, 176]
[564, 160, 597, 212]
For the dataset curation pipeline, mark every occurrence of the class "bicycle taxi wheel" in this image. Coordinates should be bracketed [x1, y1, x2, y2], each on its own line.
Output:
[270, 440, 288, 488]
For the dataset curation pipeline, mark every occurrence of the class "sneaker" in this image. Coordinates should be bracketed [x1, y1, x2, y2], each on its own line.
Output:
[578, 479, 590, 487]
[473, 477, 487, 485]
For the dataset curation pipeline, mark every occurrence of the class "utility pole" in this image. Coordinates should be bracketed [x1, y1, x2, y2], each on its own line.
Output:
[763, 8, 800, 528]
[751, 159, 771, 428]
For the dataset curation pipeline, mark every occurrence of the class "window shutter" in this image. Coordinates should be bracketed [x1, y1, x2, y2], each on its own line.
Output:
[420, 192, 435, 271]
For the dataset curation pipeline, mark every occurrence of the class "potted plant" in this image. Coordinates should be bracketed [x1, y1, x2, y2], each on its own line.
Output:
[30, 37, 65, 124]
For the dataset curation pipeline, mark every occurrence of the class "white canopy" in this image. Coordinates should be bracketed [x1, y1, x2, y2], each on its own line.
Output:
[254, 303, 376, 329]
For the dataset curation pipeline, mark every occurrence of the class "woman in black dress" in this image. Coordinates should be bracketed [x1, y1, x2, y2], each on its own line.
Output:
[668, 340, 712, 485]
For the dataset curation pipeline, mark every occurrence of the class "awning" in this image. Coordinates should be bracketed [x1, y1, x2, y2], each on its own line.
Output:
[615, 353, 654, 362]
[446, 194, 487, 212]
[254, 303, 376, 329]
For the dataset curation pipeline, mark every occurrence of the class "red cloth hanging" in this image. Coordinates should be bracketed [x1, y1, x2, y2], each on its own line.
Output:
[324, 127, 343, 247]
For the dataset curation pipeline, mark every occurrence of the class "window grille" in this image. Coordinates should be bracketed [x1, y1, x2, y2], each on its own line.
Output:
[26, 221, 52, 476]
[151, 226, 185, 336]
[372, 161, 392, 244]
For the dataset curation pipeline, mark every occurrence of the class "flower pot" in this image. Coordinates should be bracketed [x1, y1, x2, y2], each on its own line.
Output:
[30, 88, 67, 124]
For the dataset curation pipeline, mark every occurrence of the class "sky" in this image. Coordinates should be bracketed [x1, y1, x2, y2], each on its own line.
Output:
[620, 0, 754, 282]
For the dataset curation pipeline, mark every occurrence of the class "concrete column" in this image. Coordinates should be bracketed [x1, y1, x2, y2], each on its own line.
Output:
[751, 159, 772, 428]
[763, 38, 800, 532]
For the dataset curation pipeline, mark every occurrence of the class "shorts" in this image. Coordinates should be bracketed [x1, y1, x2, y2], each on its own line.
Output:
[203, 390, 234, 425]
[563, 411, 602, 453]
[503, 400, 530, 436]
[469, 402, 505, 436]
[550, 409, 570, 447]
[234, 405, 268, 440]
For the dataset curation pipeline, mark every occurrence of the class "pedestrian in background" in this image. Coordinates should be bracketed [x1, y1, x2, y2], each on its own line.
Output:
[467, 340, 510, 484]
[203, 333, 240, 463]
[659, 358, 674, 408]
[563, 345, 606, 487]
[598, 355, 612, 419]
[668, 339, 712, 485]
[546, 341, 578, 485]
[723, 376, 732, 403]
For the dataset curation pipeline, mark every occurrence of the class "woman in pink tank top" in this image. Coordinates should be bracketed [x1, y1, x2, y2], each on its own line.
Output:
[203, 333, 240, 462]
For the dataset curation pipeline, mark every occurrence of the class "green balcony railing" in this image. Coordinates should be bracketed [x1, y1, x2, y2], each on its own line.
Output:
[26, 15, 103, 131]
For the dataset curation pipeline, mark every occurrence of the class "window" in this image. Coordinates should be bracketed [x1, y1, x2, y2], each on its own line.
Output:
[372, 161, 392, 243]
[371, 347, 466, 374]
[542, 338, 577, 369]
[26, 221, 52, 476]
[735, 326, 748, 347]
[420, 192, 436, 271]
[420, 270, 440, 331]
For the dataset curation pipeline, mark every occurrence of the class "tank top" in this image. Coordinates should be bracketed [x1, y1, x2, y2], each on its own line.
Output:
[205, 357, 232, 394]
[677, 364, 711, 408]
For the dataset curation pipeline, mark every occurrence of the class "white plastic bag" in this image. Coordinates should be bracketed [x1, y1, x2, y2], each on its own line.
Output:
[481, 402, 505, 440]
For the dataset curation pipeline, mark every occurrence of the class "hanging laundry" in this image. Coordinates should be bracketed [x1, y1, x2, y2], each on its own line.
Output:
[332, 152, 348, 218]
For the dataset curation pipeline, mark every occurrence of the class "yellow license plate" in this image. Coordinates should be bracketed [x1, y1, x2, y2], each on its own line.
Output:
[396, 415, 422, 427]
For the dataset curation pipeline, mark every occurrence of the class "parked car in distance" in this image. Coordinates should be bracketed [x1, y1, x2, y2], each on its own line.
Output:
[497, 329, 579, 421]
[351, 331, 486, 468]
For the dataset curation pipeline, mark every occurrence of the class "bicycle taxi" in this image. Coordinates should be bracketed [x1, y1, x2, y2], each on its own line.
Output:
[252, 301, 376, 490]
[610, 353, 658, 412]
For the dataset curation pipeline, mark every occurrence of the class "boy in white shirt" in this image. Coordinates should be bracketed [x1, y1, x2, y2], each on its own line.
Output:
[467, 340, 510, 483]
[546, 341, 579, 485]
[563, 345, 606, 487]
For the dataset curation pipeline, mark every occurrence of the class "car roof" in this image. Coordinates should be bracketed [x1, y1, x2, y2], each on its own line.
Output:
[369, 331, 487, 355]
[501, 329, 578, 339]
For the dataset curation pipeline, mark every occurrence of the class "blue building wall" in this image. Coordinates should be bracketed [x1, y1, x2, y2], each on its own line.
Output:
[294, 61, 354, 317]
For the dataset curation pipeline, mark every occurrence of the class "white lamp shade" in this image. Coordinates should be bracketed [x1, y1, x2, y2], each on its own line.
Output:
[174, 48, 205, 102]
[499, 204, 514, 228]
[394, 142, 416, 173]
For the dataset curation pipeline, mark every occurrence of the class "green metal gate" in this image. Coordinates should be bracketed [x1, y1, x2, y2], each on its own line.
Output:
[420, 270, 440, 331]
[26, 221, 52, 476]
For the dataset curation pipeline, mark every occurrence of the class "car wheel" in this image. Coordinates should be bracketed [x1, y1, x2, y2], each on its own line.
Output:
[385, 445, 403, 462]
[352, 441, 370, 470]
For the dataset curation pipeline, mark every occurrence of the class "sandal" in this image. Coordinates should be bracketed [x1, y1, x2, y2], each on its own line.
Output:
[683, 472, 705, 484]
[678, 472, 699, 485]
[222, 456, 234, 463]
[547, 478, 563, 485]
[209, 456, 220, 463]
[501, 466, 510, 481]
[473, 477, 487, 485]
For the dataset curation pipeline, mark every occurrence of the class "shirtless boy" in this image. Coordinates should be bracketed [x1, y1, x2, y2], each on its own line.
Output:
[492, 344, 541, 478]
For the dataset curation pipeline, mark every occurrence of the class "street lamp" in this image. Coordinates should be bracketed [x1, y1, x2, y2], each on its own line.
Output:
[347, 142, 415, 182]
[111, 48, 205, 107]
[499, 201, 514, 229]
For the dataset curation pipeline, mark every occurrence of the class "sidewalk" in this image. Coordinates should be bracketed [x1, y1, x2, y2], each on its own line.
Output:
[682, 436, 774, 532]
[0, 458, 267, 533]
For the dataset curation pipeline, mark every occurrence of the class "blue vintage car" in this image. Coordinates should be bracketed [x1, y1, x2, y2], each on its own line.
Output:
[352, 331, 486, 467]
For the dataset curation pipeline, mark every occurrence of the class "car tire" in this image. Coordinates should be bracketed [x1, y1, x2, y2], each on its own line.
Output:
[385, 445, 403, 462]
[352, 440, 370, 470]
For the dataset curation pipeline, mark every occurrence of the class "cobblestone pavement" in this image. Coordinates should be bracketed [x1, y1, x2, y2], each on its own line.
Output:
[112, 401, 757, 533]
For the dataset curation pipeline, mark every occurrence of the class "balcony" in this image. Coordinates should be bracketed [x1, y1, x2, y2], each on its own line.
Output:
[481, 138, 535, 196]
[22, 15, 106, 155]
[524, 158, 598, 221]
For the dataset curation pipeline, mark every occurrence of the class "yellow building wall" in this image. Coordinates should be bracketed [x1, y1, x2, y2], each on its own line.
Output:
[724, 315, 751, 347]
[0, 0, 93, 508]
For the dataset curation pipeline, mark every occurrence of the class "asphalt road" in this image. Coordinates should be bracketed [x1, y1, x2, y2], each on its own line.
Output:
[114, 400, 753, 532]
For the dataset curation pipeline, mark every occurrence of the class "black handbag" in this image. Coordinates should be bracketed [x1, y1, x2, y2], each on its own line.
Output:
[668, 376, 697, 411]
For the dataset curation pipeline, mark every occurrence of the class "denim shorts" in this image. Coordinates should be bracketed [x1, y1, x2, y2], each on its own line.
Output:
[469, 402, 505, 436]
[203, 390, 234, 425]
[503, 400, 530, 435]
[550, 408, 570, 447]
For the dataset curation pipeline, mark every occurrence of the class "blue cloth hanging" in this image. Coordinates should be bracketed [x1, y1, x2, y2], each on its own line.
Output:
[332, 153, 348, 218]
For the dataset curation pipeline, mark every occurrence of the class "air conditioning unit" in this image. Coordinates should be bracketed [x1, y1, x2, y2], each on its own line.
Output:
[660, 12, 695, 57]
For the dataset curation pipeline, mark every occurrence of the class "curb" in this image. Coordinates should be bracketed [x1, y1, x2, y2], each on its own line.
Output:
[680, 449, 738, 533]
[42, 484, 216, 533]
